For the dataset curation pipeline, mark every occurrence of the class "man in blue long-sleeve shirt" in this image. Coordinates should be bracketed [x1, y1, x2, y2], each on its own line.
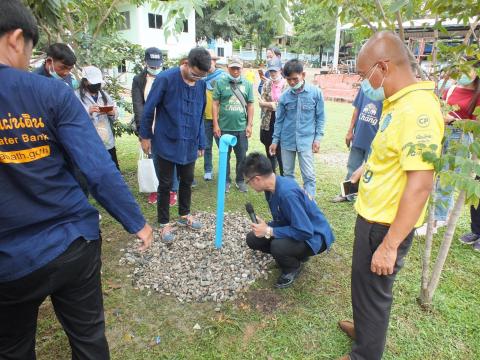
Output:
[269, 59, 325, 198]
[140, 47, 210, 242]
[0, 2, 153, 359]
[242, 153, 335, 288]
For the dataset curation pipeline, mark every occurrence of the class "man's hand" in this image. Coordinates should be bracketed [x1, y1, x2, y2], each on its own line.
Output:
[251, 216, 269, 238]
[350, 164, 365, 184]
[136, 223, 154, 251]
[269, 143, 277, 156]
[198, 149, 205, 157]
[140, 138, 151, 155]
[213, 124, 221, 138]
[89, 105, 100, 115]
[312, 141, 320, 153]
[246, 125, 253, 138]
[371, 238, 397, 276]
[345, 130, 353, 148]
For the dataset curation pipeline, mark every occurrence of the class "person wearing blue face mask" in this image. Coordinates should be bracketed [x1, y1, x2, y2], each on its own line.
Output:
[336, 32, 444, 360]
[269, 59, 325, 199]
[33, 43, 76, 88]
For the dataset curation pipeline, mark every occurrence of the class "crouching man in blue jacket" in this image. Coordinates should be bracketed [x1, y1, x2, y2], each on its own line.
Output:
[242, 152, 335, 288]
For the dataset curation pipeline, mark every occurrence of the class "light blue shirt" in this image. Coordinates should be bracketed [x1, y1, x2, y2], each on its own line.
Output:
[272, 83, 325, 152]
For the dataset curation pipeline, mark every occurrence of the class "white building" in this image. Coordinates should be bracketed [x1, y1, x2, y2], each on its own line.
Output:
[117, 1, 197, 59]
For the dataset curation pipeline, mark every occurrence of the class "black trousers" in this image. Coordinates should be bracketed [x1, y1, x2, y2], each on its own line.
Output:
[260, 112, 283, 176]
[350, 216, 414, 360]
[471, 177, 480, 234]
[107, 147, 120, 170]
[0, 238, 109, 360]
[246, 231, 315, 273]
[153, 155, 195, 224]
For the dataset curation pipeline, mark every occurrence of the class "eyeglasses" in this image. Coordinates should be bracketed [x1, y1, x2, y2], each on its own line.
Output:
[245, 175, 258, 185]
[189, 67, 207, 80]
[359, 60, 390, 81]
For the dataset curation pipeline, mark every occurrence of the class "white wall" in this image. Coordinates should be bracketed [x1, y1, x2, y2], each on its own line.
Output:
[117, 2, 197, 59]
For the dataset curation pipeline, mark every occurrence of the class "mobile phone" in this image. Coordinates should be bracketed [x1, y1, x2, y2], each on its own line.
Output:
[258, 69, 264, 77]
[98, 105, 114, 113]
[341, 180, 359, 197]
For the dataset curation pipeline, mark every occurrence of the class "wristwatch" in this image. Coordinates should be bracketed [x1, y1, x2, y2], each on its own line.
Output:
[265, 226, 272, 239]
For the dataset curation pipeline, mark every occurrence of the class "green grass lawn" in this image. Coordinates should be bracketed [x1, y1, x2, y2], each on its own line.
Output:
[36, 101, 480, 359]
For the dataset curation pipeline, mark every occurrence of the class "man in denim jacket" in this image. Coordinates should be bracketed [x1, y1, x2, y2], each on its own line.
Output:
[269, 60, 325, 198]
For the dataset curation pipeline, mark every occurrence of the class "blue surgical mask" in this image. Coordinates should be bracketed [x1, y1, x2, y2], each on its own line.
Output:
[71, 78, 79, 90]
[48, 65, 63, 80]
[361, 63, 386, 101]
[458, 74, 474, 86]
[147, 67, 161, 76]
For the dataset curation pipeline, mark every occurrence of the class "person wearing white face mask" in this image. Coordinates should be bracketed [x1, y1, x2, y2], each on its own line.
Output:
[259, 58, 288, 175]
[212, 57, 255, 193]
[33, 43, 76, 88]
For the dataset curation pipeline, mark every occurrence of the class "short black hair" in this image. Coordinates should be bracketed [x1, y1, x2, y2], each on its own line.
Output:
[46, 43, 77, 66]
[283, 59, 304, 77]
[187, 47, 211, 73]
[241, 152, 273, 178]
[0, 0, 39, 46]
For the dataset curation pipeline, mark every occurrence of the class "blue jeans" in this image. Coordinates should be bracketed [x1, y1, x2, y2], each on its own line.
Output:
[215, 130, 248, 184]
[433, 128, 464, 221]
[203, 120, 214, 174]
[345, 146, 369, 180]
[281, 148, 316, 198]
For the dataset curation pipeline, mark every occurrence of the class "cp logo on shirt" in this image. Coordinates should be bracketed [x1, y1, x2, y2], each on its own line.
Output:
[416, 114, 430, 128]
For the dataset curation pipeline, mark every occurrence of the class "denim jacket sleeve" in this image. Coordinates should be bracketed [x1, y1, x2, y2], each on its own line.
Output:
[314, 88, 325, 142]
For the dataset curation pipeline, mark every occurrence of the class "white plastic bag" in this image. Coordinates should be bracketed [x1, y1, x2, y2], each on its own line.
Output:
[137, 148, 158, 193]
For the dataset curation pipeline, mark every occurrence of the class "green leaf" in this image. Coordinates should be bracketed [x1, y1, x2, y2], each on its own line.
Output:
[390, 0, 409, 13]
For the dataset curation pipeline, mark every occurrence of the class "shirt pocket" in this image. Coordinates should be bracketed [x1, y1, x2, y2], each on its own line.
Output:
[301, 100, 315, 112]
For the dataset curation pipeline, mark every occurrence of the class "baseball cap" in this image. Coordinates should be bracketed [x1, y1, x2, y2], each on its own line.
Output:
[145, 47, 163, 67]
[267, 58, 282, 72]
[228, 57, 243, 68]
[82, 66, 103, 85]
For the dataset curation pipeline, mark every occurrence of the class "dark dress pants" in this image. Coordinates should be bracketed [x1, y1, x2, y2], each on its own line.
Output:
[350, 216, 414, 360]
[246, 231, 316, 273]
[0, 238, 109, 360]
[153, 155, 195, 224]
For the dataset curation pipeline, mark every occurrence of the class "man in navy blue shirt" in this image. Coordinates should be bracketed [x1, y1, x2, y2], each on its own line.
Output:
[140, 47, 210, 243]
[33, 42, 77, 89]
[0, 2, 153, 358]
[242, 153, 335, 288]
[331, 88, 382, 202]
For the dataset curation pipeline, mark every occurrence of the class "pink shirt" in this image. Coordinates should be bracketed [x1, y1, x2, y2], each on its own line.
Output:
[271, 78, 286, 102]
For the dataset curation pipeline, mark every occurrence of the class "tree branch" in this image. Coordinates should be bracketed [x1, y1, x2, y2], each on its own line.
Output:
[93, 0, 121, 40]
[351, 6, 376, 32]
[373, 0, 391, 29]
[396, 11, 404, 41]
[463, 16, 479, 45]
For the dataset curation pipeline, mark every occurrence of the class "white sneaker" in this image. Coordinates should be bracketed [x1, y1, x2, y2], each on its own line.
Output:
[415, 223, 437, 236]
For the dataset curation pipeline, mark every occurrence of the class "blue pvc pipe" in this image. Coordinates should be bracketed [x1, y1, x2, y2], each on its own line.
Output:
[215, 134, 238, 249]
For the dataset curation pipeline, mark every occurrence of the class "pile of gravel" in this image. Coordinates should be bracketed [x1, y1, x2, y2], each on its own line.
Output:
[119, 212, 273, 303]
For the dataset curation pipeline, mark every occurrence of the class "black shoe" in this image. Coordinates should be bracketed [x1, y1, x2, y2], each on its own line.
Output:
[300, 256, 310, 264]
[274, 265, 303, 289]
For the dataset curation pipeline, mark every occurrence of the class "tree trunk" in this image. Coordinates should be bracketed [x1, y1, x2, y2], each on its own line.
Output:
[420, 191, 466, 306]
[420, 190, 437, 302]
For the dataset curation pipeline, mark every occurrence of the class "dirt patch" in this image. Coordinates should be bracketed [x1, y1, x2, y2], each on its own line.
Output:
[318, 152, 348, 167]
[241, 288, 287, 314]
